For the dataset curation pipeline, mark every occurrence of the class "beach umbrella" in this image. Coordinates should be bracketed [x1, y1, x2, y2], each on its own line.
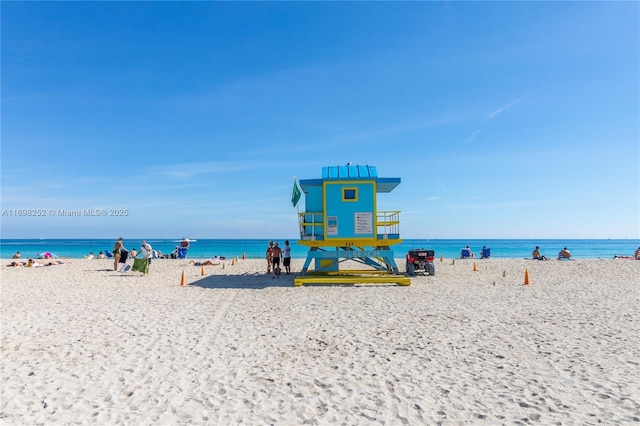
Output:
[37, 252, 59, 259]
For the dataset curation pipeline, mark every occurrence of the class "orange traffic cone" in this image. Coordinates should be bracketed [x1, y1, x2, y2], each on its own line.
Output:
[242, 252, 246, 260]
[524, 269, 530, 285]
[440, 254, 443, 262]
[473, 262, 477, 271]
[201, 265, 205, 276]
[180, 270, 186, 286]
[231, 258, 235, 266]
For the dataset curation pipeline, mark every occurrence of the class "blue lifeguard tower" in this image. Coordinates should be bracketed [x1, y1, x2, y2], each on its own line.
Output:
[294, 165, 409, 286]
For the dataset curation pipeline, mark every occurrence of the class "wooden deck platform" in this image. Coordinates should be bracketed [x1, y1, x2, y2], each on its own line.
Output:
[293, 274, 411, 286]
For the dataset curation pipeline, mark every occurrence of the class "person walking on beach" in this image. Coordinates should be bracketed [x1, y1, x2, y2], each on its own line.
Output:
[271, 242, 282, 278]
[266, 241, 274, 273]
[282, 240, 291, 274]
[113, 237, 126, 271]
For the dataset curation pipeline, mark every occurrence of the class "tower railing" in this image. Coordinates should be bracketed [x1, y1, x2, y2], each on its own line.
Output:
[298, 212, 324, 240]
[376, 210, 401, 240]
[298, 210, 401, 241]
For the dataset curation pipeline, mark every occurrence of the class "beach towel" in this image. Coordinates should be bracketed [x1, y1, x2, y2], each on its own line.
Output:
[119, 250, 129, 263]
[132, 258, 149, 274]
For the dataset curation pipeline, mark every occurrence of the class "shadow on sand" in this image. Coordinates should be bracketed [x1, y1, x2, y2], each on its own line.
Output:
[187, 272, 296, 289]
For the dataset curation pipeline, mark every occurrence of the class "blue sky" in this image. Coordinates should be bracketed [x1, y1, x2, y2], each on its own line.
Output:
[1, 1, 638, 239]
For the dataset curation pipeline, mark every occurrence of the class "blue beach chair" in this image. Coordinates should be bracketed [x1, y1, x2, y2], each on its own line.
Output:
[480, 247, 491, 259]
[460, 248, 472, 259]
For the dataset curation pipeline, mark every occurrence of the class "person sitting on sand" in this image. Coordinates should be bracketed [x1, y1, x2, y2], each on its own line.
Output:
[97, 251, 106, 259]
[26, 259, 44, 267]
[9, 261, 26, 267]
[84, 252, 95, 259]
[532, 246, 547, 260]
[12, 251, 21, 259]
[635, 247, 640, 260]
[558, 247, 571, 260]
[189, 259, 220, 266]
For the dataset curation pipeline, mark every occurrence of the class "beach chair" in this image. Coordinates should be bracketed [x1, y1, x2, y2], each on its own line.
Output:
[104, 250, 113, 258]
[460, 248, 472, 259]
[480, 247, 491, 259]
[177, 247, 188, 259]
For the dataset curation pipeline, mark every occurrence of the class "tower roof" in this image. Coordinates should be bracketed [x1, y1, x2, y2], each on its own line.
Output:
[300, 165, 401, 193]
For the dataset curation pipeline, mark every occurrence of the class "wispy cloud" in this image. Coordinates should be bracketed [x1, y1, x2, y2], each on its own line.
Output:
[464, 129, 482, 144]
[149, 160, 270, 179]
[485, 90, 542, 121]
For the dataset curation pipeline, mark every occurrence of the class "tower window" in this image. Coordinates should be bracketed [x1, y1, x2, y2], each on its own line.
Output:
[343, 188, 357, 201]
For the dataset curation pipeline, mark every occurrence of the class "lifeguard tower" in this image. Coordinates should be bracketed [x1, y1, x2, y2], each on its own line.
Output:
[294, 165, 410, 286]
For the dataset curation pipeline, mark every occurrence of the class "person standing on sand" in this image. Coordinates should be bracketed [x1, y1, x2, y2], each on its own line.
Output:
[141, 240, 153, 272]
[113, 237, 126, 271]
[180, 237, 190, 250]
[282, 240, 291, 274]
[271, 242, 282, 278]
[265, 241, 274, 273]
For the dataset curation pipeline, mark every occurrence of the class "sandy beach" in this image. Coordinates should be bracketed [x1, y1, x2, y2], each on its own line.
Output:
[1, 257, 639, 424]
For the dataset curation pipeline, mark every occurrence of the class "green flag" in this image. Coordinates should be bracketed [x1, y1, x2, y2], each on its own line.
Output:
[291, 180, 301, 207]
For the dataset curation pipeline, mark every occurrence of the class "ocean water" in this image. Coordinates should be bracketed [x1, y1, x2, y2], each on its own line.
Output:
[1, 239, 638, 260]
